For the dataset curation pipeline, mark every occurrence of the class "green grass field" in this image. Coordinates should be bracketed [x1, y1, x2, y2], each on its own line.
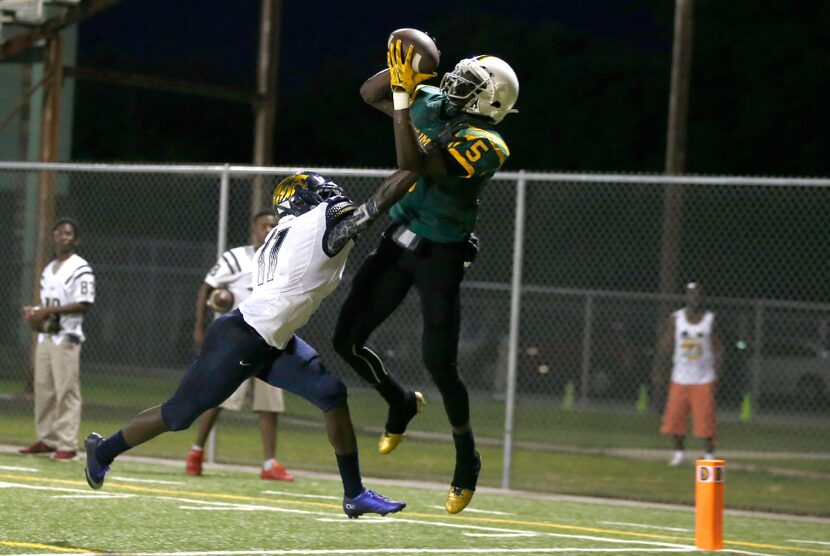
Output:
[2, 375, 829, 516]
[0, 451, 828, 556]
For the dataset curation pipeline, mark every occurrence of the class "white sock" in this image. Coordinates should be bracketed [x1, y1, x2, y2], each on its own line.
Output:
[263, 458, 276, 471]
[192, 445, 204, 452]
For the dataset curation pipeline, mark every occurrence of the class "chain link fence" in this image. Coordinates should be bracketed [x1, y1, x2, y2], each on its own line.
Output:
[1, 163, 829, 492]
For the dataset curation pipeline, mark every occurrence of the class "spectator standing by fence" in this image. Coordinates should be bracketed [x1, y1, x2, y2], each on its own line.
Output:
[651, 282, 723, 466]
[20, 218, 95, 461]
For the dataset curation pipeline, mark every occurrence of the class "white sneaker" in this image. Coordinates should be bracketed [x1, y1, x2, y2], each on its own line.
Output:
[669, 451, 685, 466]
[704, 452, 714, 460]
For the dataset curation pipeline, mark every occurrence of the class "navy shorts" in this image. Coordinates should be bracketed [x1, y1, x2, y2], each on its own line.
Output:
[161, 309, 347, 431]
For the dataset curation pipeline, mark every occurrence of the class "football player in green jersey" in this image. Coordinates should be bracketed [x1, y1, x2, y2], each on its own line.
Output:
[333, 40, 519, 514]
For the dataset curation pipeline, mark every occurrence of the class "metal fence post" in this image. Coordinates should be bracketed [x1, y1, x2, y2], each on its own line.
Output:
[206, 164, 230, 464]
[579, 293, 595, 405]
[750, 300, 764, 417]
[502, 171, 526, 490]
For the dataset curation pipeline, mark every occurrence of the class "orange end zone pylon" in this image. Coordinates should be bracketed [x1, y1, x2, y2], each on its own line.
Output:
[695, 459, 725, 550]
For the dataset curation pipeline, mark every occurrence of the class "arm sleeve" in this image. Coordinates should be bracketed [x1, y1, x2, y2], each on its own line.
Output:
[443, 128, 510, 179]
[322, 198, 358, 257]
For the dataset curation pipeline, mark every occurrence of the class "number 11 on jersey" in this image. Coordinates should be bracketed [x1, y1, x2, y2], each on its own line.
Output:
[256, 229, 288, 286]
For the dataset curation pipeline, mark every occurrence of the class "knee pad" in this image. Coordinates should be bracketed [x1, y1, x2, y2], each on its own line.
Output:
[316, 374, 348, 412]
[161, 399, 200, 432]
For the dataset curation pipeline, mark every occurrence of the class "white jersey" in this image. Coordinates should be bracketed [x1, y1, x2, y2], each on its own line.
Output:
[38, 253, 95, 344]
[239, 200, 355, 349]
[204, 245, 256, 310]
[671, 308, 716, 385]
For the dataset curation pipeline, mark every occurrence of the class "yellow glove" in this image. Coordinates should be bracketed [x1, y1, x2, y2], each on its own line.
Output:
[387, 39, 436, 96]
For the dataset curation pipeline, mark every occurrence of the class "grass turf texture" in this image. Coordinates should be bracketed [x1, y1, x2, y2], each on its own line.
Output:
[0, 452, 829, 555]
[2, 377, 829, 515]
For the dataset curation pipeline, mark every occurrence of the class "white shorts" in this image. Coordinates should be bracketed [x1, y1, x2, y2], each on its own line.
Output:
[220, 378, 285, 412]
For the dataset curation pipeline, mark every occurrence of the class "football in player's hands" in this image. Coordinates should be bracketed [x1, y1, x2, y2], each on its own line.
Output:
[207, 288, 234, 314]
[24, 306, 60, 333]
[387, 28, 440, 73]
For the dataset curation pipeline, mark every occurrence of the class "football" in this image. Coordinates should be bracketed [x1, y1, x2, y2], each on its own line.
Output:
[387, 28, 440, 74]
[26, 306, 60, 333]
[207, 288, 234, 314]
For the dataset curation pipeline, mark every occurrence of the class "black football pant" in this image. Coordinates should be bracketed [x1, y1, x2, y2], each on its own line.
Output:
[333, 233, 470, 428]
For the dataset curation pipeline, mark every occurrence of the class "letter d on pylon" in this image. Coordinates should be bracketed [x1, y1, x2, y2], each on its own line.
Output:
[695, 459, 725, 550]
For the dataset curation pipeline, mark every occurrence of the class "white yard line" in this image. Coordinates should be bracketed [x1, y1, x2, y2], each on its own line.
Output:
[52, 493, 135, 499]
[88, 549, 699, 555]
[599, 521, 692, 532]
[0, 465, 38, 472]
[261, 490, 340, 500]
[787, 539, 830, 546]
[427, 505, 513, 515]
[109, 476, 184, 485]
[0, 481, 90, 494]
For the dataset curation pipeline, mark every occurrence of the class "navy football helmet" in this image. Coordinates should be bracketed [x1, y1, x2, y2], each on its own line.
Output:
[272, 172, 344, 218]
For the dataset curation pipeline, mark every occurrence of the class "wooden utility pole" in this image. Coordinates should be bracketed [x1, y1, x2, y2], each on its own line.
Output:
[659, 0, 694, 298]
[251, 0, 282, 213]
[34, 36, 62, 278]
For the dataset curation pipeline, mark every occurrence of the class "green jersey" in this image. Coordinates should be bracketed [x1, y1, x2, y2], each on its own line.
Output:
[389, 85, 510, 243]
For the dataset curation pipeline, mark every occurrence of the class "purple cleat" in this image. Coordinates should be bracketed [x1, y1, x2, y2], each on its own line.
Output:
[343, 488, 405, 518]
[84, 432, 110, 490]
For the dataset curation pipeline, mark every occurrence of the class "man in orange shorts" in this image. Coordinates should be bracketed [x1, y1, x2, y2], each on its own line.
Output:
[651, 282, 724, 466]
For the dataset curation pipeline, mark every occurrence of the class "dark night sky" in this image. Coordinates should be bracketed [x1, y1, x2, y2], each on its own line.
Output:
[73, 0, 829, 176]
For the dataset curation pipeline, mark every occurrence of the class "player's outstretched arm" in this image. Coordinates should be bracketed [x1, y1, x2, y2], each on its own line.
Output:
[360, 69, 394, 117]
[326, 169, 419, 255]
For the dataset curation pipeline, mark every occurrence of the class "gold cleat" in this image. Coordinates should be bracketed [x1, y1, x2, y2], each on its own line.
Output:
[378, 391, 426, 455]
[445, 486, 474, 514]
[378, 432, 404, 454]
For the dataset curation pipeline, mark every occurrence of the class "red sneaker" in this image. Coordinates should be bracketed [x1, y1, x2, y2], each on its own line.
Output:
[52, 450, 78, 461]
[185, 449, 204, 476]
[260, 462, 294, 482]
[19, 441, 55, 454]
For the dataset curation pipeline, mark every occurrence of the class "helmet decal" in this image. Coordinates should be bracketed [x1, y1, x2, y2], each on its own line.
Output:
[272, 172, 344, 218]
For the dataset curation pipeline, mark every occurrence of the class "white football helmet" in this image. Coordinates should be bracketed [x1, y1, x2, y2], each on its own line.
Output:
[439, 55, 519, 124]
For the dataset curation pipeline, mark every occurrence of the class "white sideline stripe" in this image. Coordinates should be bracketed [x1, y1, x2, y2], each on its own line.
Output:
[427, 505, 513, 515]
[599, 521, 692, 532]
[0, 481, 90, 494]
[52, 493, 135, 499]
[462, 532, 537, 538]
[103, 549, 698, 555]
[110, 477, 184, 485]
[788, 539, 830, 546]
[0, 465, 38, 472]
[262, 490, 340, 500]
[157, 496, 332, 517]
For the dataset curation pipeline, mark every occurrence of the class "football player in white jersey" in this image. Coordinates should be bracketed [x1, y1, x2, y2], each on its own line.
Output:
[20, 218, 95, 461]
[186, 210, 294, 482]
[651, 282, 724, 466]
[85, 169, 419, 518]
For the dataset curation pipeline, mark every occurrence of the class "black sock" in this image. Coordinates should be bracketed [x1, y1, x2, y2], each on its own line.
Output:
[336, 452, 363, 498]
[97, 430, 131, 466]
[453, 431, 476, 463]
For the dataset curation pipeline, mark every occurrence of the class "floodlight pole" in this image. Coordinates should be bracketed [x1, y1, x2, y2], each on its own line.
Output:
[659, 0, 694, 301]
[251, 0, 282, 214]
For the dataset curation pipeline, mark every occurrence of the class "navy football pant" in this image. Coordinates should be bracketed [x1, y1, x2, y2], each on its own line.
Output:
[162, 310, 346, 431]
